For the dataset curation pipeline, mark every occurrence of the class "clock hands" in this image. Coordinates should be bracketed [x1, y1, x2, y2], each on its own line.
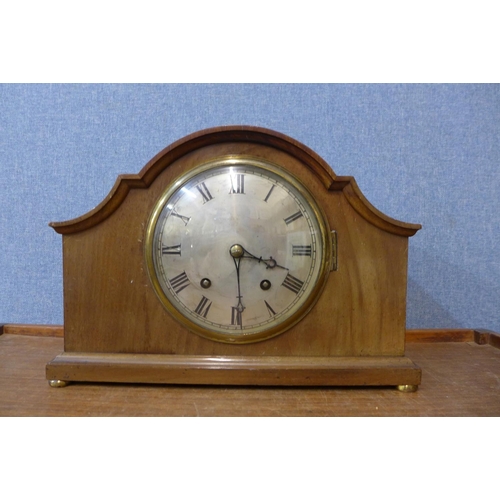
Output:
[229, 243, 289, 329]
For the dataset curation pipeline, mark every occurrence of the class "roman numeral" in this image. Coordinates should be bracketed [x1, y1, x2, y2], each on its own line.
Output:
[263, 184, 276, 202]
[282, 273, 304, 294]
[194, 296, 212, 318]
[196, 182, 213, 203]
[231, 307, 243, 327]
[171, 210, 191, 226]
[169, 271, 190, 294]
[162, 244, 181, 255]
[229, 174, 245, 194]
[284, 211, 303, 225]
[292, 245, 312, 256]
[264, 300, 277, 317]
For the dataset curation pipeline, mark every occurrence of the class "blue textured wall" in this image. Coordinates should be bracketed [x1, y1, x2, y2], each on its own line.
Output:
[1, 84, 498, 330]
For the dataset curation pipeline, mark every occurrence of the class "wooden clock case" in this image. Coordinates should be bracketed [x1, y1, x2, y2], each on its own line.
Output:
[46, 126, 422, 389]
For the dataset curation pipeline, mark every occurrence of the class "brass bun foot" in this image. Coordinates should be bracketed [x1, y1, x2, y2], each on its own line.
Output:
[397, 384, 418, 393]
[48, 379, 69, 388]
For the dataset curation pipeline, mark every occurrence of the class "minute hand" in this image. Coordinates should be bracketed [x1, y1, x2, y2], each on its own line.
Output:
[240, 246, 289, 271]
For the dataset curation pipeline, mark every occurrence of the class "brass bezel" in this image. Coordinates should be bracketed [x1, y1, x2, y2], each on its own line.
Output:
[145, 156, 332, 344]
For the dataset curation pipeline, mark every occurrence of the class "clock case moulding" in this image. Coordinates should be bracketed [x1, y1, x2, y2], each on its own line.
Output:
[46, 126, 422, 389]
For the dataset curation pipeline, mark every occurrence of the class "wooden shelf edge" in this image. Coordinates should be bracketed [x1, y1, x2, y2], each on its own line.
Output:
[473, 329, 500, 349]
[405, 329, 475, 343]
[2, 324, 499, 349]
[0, 324, 64, 337]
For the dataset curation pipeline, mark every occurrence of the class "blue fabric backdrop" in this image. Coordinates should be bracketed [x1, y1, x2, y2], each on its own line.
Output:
[1, 84, 498, 330]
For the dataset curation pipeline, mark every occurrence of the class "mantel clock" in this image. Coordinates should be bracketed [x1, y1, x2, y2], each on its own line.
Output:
[46, 126, 422, 391]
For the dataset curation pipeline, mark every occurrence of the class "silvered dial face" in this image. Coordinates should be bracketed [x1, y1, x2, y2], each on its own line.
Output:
[146, 157, 330, 343]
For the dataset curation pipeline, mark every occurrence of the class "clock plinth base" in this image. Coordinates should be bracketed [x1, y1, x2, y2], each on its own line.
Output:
[46, 353, 421, 389]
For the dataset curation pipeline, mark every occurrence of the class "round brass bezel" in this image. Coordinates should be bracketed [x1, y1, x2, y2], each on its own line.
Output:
[145, 155, 332, 344]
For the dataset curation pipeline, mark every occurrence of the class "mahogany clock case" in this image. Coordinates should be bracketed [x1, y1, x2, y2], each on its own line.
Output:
[46, 126, 421, 387]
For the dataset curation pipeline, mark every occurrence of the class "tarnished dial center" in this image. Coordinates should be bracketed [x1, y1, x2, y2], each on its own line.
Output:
[229, 244, 244, 258]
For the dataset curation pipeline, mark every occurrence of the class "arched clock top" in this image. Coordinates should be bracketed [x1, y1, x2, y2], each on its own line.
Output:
[49, 125, 421, 237]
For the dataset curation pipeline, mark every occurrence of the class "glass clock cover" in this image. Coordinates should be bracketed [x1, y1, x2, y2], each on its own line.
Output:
[145, 157, 331, 343]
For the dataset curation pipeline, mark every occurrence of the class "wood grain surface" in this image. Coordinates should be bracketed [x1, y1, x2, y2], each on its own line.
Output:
[2, 333, 499, 416]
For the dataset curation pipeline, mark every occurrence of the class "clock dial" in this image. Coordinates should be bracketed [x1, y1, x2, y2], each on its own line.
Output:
[145, 157, 331, 343]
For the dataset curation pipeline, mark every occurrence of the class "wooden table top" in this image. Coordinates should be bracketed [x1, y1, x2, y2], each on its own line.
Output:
[1, 331, 499, 416]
